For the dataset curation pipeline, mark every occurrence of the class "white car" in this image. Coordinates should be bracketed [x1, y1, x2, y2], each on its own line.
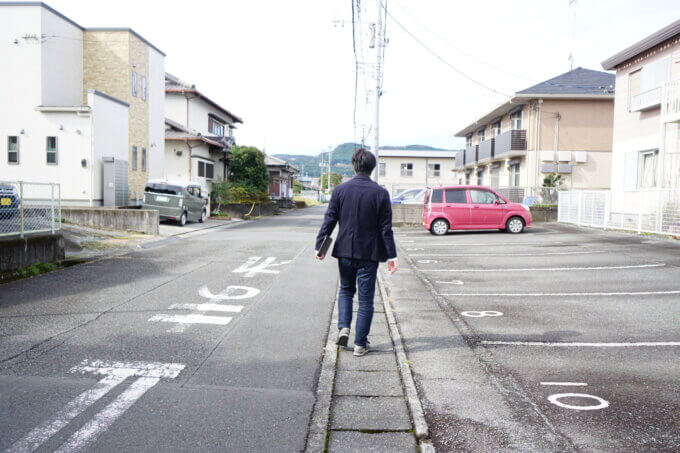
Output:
[392, 188, 426, 204]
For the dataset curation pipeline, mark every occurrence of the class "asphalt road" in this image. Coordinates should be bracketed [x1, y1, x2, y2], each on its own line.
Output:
[391, 223, 680, 452]
[0, 206, 337, 452]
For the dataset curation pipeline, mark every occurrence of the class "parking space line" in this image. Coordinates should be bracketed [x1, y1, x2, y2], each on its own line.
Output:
[481, 341, 680, 347]
[407, 250, 608, 257]
[541, 382, 588, 386]
[439, 290, 680, 297]
[423, 264, 665, 272]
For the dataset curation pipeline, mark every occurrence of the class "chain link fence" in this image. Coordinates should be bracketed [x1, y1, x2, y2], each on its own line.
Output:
[0, 181, 61, 238]
[558, 189, 680, 237]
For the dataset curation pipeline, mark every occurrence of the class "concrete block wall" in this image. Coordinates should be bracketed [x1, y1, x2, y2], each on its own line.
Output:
[391, 204, 423, 225]
[62, 208, 159, 235]
[0, 234, 65, 272]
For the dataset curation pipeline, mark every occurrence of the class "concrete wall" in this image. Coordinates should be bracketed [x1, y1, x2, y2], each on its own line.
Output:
[0, 234, 65, 273]
[529, 206, 557, 222]
[62, 208, 159, 235]
[41, 7, 83, 106]
[391, 204, 423, 225]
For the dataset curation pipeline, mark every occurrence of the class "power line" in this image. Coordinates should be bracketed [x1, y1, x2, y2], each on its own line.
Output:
[381, 4, 511, 98]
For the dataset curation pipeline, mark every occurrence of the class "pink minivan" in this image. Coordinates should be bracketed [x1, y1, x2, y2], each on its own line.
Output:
[422, 185, 532, 235]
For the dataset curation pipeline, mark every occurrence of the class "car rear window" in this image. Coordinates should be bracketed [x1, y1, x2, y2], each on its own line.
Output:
[430, 189, 443, 203]
[445, 189, 466, 203]
[145, 183, 182, 195]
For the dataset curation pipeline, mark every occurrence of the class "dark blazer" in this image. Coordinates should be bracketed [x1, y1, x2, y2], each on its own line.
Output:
[315, 174, 397, 262]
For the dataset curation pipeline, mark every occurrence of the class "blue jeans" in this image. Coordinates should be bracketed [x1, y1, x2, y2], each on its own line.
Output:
[337, 257, 379, 348]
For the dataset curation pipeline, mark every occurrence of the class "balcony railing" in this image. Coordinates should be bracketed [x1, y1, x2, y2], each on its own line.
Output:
[464, 145, 477, 167]
[454, 149, 465, 169]
[477, 138, 495, 162]
[662, 78, 680, 123]
[631, 86, 662, 112]
[494, 129, 527, 159]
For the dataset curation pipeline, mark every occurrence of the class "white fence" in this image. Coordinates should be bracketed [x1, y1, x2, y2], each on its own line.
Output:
[494, 186, 559, 205]
[0, 181, 61, 238]
[558, 189, 680, 237]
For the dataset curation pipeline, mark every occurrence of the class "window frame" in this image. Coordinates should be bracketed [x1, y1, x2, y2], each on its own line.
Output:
[477, 128, 485, 143]
[638, 149, 659, 189]
[465, 134, 472, 147]
[205, 162, 214, 179]
[510, 111, 522, 130]
[198, 161, 205, 177]
[378, 162, 386, 177]
[509, 163, 520, 187]
[46, 136, 58, 165]
[132, 71, 138, 97]
[400, 162, 413, 177]
[8, 136, 19, 164]
[492, 121, 501, 137]
[131, 146, 138, 171]
[428, 163, 441, 177]
[208, 117, 225, 137]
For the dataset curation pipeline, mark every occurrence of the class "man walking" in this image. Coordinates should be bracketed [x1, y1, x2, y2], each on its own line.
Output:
[315, 148, 397, 356]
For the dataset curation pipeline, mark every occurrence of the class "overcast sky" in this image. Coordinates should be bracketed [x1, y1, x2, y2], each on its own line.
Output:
[39, 0, 680, 154]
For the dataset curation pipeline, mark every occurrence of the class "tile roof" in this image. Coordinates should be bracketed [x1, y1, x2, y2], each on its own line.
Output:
[265, 155, 299, 172]
[165, 118, 224, 147]
[516, 67, 615, 96]
[165, 73, 243, 124]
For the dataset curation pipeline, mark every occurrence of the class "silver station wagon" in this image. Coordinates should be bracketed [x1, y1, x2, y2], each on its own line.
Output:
[143, 180, 208, 226]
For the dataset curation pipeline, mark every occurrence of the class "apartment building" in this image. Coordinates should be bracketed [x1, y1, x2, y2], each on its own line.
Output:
[164, 73, 242, 196]
[0, 2, 165, 206]
[377, 148, 458, 198]
[602, 19, 680, 198]
[454, 68, 615, 201]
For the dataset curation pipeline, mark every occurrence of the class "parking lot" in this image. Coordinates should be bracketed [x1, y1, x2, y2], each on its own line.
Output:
[388, 223, 680, 451]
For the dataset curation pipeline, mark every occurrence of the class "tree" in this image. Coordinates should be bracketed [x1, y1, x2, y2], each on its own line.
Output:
[320, 172, 343, 191]
[542, 173, 563, 188]
[293, 179, 302, 194]
[228, 146, 270, 202]
[211, 181, 231, 213]
[541, 173, 562, 205]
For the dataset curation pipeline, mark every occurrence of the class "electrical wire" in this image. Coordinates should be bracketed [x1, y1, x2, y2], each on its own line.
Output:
[381, 5, 511, 98]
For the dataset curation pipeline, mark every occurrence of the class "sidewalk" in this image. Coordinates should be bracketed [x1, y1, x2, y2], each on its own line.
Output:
[306, 278, 434, 452]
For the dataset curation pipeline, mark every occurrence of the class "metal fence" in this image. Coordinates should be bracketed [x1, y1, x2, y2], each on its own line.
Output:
[558, 189, 680, 237]
[494, 186, 559, 205]
[0, 181, 61, 238]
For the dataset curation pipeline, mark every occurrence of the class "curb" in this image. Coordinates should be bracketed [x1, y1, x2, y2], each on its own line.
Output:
[377, 270, 436, 453]
[304, 286, 339, 453]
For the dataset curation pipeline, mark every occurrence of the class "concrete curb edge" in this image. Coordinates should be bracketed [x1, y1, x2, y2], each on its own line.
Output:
[377, 270, 436, 453]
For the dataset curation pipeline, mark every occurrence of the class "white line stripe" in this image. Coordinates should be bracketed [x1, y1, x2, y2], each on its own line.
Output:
[435, 280, 464, 285]
[408, 250, 608, 257]
[424, 264, 664, 272]
[54, 376, 159, 453]
[148, 314, 233, 325]
[541, 382, 588, 386]
[5, 374, 131, 453]
[168, 303, 243, 313]
[439, 290, 680, 297]
[481, 341, 680, 347]
[402, 242, 566, 246]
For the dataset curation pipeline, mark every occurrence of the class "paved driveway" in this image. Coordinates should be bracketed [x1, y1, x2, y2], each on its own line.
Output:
[384, 223, 680, 451]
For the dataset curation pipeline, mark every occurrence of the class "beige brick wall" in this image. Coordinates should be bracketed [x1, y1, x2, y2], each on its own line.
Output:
[83, 30, 150, 202]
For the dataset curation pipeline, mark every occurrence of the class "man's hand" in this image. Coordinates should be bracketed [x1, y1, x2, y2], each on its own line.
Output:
[387, 259, 398, 274]
[316, 253, 325, 261]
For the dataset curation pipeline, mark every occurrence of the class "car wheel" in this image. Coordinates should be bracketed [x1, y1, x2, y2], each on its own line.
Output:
[506, 216, 525, 234]
[178, 212, 187, 227]
[430, 219, 449, 236]
[199, 209, 206, 223]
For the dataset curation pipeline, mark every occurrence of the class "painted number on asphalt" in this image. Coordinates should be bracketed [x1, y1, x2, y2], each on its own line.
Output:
[461, 311, 503, 318]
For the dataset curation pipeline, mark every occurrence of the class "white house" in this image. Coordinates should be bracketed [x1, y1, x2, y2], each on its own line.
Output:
[377, 149, 458, 198]
[164, 73, 242, 197]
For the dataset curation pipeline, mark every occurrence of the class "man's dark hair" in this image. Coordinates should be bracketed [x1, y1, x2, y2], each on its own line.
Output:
[352, 148, 376, 175]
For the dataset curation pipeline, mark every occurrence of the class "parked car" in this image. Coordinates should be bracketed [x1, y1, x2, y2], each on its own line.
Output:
[0, 184, 20, 220]
[392, 188, 425, 204]
[422, 185, 532, 235]
[142, 180, 208, 226]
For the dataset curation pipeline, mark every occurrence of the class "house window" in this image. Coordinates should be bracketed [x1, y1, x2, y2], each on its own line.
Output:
[141, 76, 147, 101]
[8, 136, 19, 164]
[477, 128, 485, 143]
[465, 134, 472, 147]
[379, 162, 386, 177]
[132, 71, 138, 97]
[492, 121, 501, 137]
[206, 162, 214, 179]
[46, 136, 58, 165]
[476, 168, 484, 185]
[400, 163, 413, 177]
[465, 171, 471, 184]
[509, 163, 520, 187]
[198, 161, 205, 177]
[639, 149, 658, 188]
[209, 118, 225, 136]
[428, 163, 441, 177]
[141, 147, 147, 172]
[131, 146, 138, 170]
[511, 111, 522, 130]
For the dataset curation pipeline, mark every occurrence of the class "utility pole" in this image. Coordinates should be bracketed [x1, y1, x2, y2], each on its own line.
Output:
[327, 146, 332, 192]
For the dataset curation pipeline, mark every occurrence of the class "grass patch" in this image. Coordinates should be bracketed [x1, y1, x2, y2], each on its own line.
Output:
[294, 196, 322, 207]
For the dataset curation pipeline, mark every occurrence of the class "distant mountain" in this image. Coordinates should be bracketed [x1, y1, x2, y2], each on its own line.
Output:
[274, 143, 451, 177]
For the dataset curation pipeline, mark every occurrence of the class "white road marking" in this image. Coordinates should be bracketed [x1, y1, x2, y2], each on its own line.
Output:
[148, 314, 233, 325]
[232, 256, 291, 277]
[481, 341, 680, 347]
[409, 250, 607, 257]
[8, 361, 184, 453]
[435, 280, 464, 285]
[461, 311, 503, 318]
[198, 285, 260, 301]
[541, 382, 588, 386]
[547, 393, 609, 411]
[423, 264, 664, 272]
[439, 290, 680, 297]
[417, 260, 438, 264]
[5, 374, 132, 453]
[403, 242, 565, 247]
[168, 303, 243, 313]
